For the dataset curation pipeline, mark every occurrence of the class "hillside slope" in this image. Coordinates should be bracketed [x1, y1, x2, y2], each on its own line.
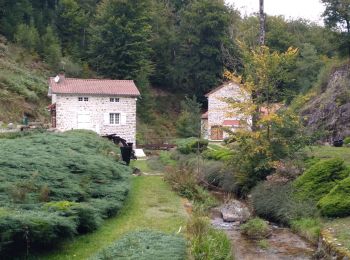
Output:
[302, 63, 350, 140]
[0, 36, 50, 123]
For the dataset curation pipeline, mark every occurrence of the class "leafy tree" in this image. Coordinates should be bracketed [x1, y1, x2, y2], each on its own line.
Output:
[41, 26, 62, 68]
[89, 0, 154, 82]
[321, 0, 350, 56]
[174, 0, 240, 96]
[14, 23, 40, 52]
[176, 96, 201, 137]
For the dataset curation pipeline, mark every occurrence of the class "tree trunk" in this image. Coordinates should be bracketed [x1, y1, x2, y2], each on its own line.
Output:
[259, 0, 265, 46]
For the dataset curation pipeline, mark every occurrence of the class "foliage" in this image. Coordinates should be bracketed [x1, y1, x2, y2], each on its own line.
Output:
[293, 158, 349, 201]
[241, 218, 270, 240]
[290, 218, 322, 243]
[176, 96, 202, 138]
[90, 230, 187, 260]
[41, 26, 62, 67]
[318, 177, 350, 217]
[187, 216, 233, 260]
[251, 182, 319, 225]
[344, 137, 350, 144]
[176, 138, 209, 154]
[0, 131, 130, 255]
[202, 148, 233, 161]
[14, 23, 40, 52]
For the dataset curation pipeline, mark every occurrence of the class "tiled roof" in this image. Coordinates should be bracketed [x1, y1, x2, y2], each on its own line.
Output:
[223, 120, 240, 126]
[49, 77, 140, 96]
[201, 111, 208, 119]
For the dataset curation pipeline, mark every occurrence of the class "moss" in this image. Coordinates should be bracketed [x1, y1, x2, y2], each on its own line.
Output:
[318, 177, 350, 217]
[294, 158, 349, 201]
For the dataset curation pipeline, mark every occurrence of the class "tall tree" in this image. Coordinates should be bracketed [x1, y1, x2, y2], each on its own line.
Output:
[174, 0, 240, 96]
[89, 0, 154, 82]
[321, 0, 350, 56]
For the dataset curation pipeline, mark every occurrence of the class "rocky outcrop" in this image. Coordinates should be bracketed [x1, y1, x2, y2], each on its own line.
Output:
[302, 64, 350, 140]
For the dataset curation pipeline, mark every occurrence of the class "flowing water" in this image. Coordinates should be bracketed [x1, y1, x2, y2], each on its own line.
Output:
[210, 203, 317, 260]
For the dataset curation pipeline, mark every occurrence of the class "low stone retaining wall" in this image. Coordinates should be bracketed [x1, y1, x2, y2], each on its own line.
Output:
[319, 229, 350, 260]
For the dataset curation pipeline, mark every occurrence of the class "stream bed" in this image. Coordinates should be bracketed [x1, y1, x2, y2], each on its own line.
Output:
[210, 203, 317, 260]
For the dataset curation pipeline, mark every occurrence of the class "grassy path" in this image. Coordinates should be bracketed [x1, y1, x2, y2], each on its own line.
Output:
[32, 176, 187, 260]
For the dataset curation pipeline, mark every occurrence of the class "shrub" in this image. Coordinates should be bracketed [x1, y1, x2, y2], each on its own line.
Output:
[187, 216, 233, 260]
[0, 131, 130, 255]
[90, 230, 187, 260]
[344, 137, 350, 145]
[293, 158, 349, 201]
[202, 148, 233, 161]
[318, 177, 350, 217]
[251, 182, 318, 225]
[241, 218, 271, 240]
[177, 138, 208, 154]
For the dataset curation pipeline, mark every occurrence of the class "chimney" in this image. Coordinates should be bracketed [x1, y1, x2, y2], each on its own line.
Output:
[58, 71, 65, 83]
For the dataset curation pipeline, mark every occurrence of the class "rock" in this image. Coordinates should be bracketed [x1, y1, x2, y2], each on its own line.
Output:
[220, 199, 251, 223]
[7, 123, 14, 129]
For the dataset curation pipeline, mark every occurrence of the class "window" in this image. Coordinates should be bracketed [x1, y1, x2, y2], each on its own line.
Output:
[78, 97, 89, 102]
[110, 97, 120, 102]
[109, 113, 120, 125]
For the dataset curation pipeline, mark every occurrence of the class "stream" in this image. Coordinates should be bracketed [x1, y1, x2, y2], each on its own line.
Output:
[210, 198, 317, 260]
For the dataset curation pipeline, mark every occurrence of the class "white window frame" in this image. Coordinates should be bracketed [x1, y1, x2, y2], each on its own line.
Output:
[109, 113, 120, 125]
[110, 97, 120, 102]
[78, 97, 89, 102]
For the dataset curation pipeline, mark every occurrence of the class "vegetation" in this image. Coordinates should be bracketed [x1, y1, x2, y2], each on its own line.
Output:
[90, 230, 187, 260]
[307, 146, 350, 165]
[176, 138, 209, 155]
[187, 216, 233, 260]
[318, 177, 350, 217]
[35, 176, 187, 259]
[176, 96, 202, 138]
[0, 131, 130, 256]
[241, 218, 271, 240]
[293, 158, 349, 201]
[290, 218, 322, 243]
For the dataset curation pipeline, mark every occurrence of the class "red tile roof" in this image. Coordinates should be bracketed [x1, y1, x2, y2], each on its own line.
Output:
[49, 77, 140, 96]
[201, 111, 208, 119]
[223, 120, 240, 126]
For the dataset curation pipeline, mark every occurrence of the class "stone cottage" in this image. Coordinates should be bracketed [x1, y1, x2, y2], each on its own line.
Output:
[48, 73, 140, 145]
[201, 81, 250, 141]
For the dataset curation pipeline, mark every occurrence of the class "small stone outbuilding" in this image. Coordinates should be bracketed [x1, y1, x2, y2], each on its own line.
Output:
[201, 81, 250, 141]
[48, 73, 140, 145]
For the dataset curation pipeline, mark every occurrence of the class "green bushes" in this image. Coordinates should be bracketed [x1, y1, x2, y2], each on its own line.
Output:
[241, 218, 271, 240]
[318, 177, 350, 217]
[251, 182, 318, 225]
[177, 138, 209, 154]
[294, 158, 349, 201]
[202, 148, 233, 161]
[90, 230, 187, 260]
[344, 137, 350, 145]
[0, 131, 130, 256]
[187, 216, 233, 260]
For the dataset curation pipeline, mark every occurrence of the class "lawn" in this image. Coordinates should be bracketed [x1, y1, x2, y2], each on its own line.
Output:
[32, 176, 188, 259]
[306, 146, 350, 165]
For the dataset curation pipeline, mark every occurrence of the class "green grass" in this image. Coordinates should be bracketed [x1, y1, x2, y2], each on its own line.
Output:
[325, 217, 350, 250]
[32, 176, 188, 259]
[131, 159, 153, 173]
[290, 218, 322, 244]
[306, 146, 350, 165]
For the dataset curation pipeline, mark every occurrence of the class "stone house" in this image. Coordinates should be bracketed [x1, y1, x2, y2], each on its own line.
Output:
[48, 73, 140, 145]
[201, 81, 250, 141]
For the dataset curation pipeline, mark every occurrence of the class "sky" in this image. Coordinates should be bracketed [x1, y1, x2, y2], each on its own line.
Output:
[225, 0, 325, 24]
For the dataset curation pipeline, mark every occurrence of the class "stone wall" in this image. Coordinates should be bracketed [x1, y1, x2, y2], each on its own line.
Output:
[207, 82, 249, 140]
[55, 94, 137, 145]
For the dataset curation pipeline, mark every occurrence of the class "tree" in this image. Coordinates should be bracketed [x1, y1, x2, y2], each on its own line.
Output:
[174, 0, 240, 96]
[41, 26, 62, 68]
[321, 0, 350, 56]
[176, 96, 201, 137]
[14, 23, 40, 52]
[259, 0, 265, 45]
[89, 0, 154, 82]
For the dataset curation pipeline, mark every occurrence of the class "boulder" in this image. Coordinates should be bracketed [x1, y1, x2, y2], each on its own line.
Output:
[220, 199, 251, 223]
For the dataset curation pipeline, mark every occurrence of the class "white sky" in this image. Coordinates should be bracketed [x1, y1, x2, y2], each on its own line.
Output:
[225, 0, 325, 24]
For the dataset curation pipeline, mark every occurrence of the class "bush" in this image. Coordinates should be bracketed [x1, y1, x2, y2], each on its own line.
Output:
[90, 230, 187, 260]
[0, 131, 130, 255]
[344, 137, 350, 145]
[241, 218, 271, 240]
[251, 182, 318, 225]
[293, 158, 349, 201]
[177, 138, 208, 154]
[187, 216, 233, 260]
[202, 148, 233, 161]
[318, 177, 350, 217]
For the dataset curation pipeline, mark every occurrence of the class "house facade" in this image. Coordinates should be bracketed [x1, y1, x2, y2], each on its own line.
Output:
[201, 81, 250, 141]
[48, 74, 140, 145]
